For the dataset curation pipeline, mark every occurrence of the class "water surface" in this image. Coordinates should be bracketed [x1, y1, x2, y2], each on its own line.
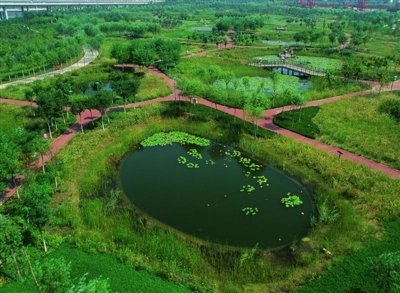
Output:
[119, 143, 313, 248]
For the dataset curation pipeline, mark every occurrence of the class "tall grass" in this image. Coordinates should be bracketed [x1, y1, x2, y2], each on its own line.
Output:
[314, 92, 400, 169]
[169, 56, 268, 78]
[136, 73, 173, 101]
[28, 101, 395, 292]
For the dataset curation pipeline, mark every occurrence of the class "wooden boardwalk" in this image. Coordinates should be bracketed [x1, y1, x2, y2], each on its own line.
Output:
[248, 62, 325, 77]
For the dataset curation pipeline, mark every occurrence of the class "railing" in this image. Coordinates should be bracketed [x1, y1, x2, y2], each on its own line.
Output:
[248, 61, 325, 77]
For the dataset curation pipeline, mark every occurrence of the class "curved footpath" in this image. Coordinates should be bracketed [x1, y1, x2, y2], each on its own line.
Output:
[0, 50, 99, 90]
[1, 48, 400, 205]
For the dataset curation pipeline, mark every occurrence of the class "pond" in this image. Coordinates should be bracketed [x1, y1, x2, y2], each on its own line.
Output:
[119, 139, 314, 249]
[74, 82, 114, 95]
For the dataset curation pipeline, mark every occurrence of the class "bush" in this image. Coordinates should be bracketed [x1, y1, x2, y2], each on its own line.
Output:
[378, 99, 400, 123]
[273, 106, 321, 138]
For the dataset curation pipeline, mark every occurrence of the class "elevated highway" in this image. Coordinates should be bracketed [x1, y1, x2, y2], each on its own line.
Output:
[0, 0, 165, 19]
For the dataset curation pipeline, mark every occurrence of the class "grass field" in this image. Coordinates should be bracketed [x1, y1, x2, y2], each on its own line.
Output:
[364, 32, 400, 57]
[0, 103, 33, 132]
[273, 91, 400, 170]
[45, 103, 400, 291]
[314, 92, 400, 169]
[0, 243, 194, 293]
[136, 72, 173, 101]
[169, 55, 268, 78]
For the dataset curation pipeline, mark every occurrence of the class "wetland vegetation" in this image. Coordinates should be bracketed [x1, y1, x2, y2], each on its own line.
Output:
[1, 0, 400, 292]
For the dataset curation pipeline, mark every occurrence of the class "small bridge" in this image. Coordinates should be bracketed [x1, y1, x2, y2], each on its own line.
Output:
[248, 62, 325, 77]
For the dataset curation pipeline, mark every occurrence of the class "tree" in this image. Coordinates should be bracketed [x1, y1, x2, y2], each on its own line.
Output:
[35, 87, 62, 139]
[31, 136, 50, 174]
[203, 85, 225, 109]
[22, 183, 53, 252]
[328, 32, 337, 45]
[154, 39, 182, 70]
[24, 89, 35, 108]
[293, 92, 307, 124]
[110, 43, 131, 71]
[279, 88, 297, 118]
[269, 71, 281, 106]
[109, 71, 140, 111]
[244, 92, 271, 137]
[177, 78, 203, 104]
[377, 72, 392, 94]
[220, 71, 236, 90]
[54, 76, 75, 121]
[71, 101, 86, 134]
[337, 33, 348, 47]
[93, 91, 113, 130]
[207, 65, 222, 85]
[0, 213, 23, 280]
[241, 76, 252, 91]
[0, 133, 22, 191]
[131, 42, 157, 70]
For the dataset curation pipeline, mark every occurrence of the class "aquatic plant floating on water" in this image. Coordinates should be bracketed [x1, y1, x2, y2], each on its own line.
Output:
[281, 194, 303, 208]
[205, 159, 215, 165]
[177, 156, 187, 164]
[240, 185, 256, 193]
[242, 207, 259, 216]
[187, 149, 203, 159]
[140, 131, 211, 147]
[186, 162, 199, 169]
[255, 175, 268, 186]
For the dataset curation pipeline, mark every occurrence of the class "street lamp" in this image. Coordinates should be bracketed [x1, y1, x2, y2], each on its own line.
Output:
[93, 81, 100, 92]
[370, 66, 375, 92]
[69, 89, 73, 104]
[391, 75, 397, 90]
[173, 77, 176, 101]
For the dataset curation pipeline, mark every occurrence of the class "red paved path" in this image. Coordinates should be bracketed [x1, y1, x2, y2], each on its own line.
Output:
[2, 40, 400, 204]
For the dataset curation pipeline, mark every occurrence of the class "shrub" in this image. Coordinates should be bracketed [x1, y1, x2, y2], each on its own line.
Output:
[273, 106, 321, 138]
[378, 99, 400, 123]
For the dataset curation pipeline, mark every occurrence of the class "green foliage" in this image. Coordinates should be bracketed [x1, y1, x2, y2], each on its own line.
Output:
[317, 197, 340, 225]
[293, 220, 400, 293]
[238, 243, 259, 267]
[259, 55, 342, 72]
[371, 251, 400, 293]
[136, 73, 173, 101]
[314, 93, 400, 169]
[35, 257, 72, 293]
[281, 194, 303, 208]
[274, 106, 321, 138]
[378, 99, 400, 123]
[140, 131, 210, 147]
[241, 207, 258, 216]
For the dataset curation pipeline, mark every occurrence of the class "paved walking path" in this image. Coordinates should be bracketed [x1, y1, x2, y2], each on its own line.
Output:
[1, 40, 400, 204]
[0, 50, 98, 90]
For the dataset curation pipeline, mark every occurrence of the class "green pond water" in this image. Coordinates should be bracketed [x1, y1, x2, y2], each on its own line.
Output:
[119, 142, 313, 248]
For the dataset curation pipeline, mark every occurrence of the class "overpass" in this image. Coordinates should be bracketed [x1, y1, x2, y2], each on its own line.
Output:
[0, 0, 165, 20]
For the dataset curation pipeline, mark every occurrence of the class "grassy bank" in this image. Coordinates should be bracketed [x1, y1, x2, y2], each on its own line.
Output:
[45, 103, 400, 291]
[274, 92, 400, 170]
